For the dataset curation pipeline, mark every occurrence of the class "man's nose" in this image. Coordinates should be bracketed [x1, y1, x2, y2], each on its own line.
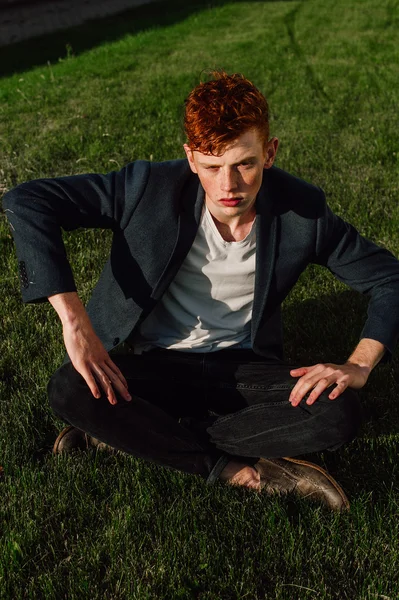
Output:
[220, 168, 238, 192]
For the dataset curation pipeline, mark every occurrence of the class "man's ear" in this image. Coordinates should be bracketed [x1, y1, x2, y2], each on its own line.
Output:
[183, 144, 198, 174]
[264, 137, 279, 170]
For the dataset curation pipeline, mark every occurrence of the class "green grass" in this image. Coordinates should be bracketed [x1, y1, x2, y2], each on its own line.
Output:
[1, 0, 399, 597]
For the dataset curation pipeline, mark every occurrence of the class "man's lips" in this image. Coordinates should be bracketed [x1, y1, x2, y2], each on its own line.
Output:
[219, 198, 242, 206]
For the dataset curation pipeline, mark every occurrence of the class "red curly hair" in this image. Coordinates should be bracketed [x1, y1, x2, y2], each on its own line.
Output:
[184, 70, 269, 155]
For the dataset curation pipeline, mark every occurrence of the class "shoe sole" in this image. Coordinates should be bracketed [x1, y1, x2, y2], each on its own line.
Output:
[52, 425, 90, 455]
[52, 425, 74, 455]
[282, 456, 350, 510]
[52, 426, 113, 455]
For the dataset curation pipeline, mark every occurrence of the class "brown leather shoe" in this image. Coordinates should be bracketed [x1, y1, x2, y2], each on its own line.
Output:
[254, 456, 349, 511]
[52, 425, 114, 454]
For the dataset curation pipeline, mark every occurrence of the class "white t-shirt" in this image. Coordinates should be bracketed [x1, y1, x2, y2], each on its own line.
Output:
[133, 205, 256, 353]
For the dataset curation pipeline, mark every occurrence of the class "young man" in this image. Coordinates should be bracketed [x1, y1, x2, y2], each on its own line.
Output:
[4, 72, 399, 511]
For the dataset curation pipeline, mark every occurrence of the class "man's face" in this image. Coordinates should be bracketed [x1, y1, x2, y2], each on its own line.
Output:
[184, 129, 278, 223]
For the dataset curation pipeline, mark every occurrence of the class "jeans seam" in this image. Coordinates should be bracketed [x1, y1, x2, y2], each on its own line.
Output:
[206, 454, 230, 485]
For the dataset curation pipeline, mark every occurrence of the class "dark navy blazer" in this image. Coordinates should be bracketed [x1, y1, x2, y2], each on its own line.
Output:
[4, 160, 399, 361]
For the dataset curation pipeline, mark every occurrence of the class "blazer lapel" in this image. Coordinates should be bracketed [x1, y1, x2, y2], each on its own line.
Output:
[251, 175, 278, 344]
[151, 176, 204, 301]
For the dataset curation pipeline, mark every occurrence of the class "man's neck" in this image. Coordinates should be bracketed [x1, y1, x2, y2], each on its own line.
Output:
[208, 208, 256, 242]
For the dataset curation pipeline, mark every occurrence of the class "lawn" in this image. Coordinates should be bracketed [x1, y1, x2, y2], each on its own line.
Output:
[1, 0, 399, 598]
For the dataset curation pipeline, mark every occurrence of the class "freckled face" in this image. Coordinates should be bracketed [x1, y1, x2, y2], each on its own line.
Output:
[184, 129, 278, 224]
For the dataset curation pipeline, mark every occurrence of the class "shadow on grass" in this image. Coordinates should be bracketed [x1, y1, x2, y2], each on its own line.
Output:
[283, 290, 399, 504]
[282, 289, 369, 365]
[0, 0, 297, 77]
[283, 289, 399, 431]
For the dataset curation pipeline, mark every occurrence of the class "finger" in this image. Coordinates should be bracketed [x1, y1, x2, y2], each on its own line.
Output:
[328, 381, 348, 400]
[305, 378, 332, 405]
[105, 358, 129, 390]
[290, 380, 311, 406]
[291, 376, 330, 406]
[93, 366, 117, 405]
[290, 367, 308, 377]
[290, 366, 317, 378]
[290, 364, 325, 385]
[289, 366, 327, 406]
[290, 364, 323, 377]
[293, 364, 336, 389]
[79, 367, 101, 399]
[103, 363, 132, 402]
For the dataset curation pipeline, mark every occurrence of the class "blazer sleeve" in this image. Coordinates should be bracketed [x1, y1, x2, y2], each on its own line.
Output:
[3, 160, 150, 303]
[313, 190, 399, 357]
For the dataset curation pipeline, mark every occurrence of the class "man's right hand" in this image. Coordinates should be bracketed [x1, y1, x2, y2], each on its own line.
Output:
[49, 292, 131, 405]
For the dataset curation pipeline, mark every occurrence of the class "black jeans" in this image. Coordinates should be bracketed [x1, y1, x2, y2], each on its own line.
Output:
[48, 349, 362, 483]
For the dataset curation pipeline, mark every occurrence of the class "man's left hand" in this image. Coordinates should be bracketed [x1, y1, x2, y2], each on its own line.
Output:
[289, 362, 371, 407]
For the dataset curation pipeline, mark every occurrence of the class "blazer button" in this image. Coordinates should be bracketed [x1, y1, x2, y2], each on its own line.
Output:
[113, 337, 120, 346]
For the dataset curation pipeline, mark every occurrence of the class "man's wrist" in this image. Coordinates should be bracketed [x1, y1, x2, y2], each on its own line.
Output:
[346, 338, 386, 371]
[345, 361, 372, 377]
[48, 291, 88, 329]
